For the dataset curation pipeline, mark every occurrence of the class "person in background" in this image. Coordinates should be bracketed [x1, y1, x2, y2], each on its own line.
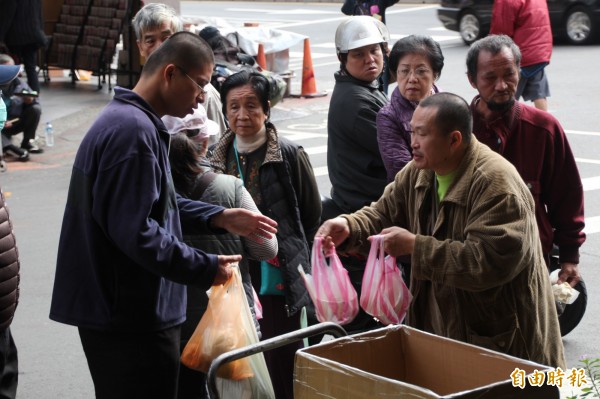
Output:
[0, 0, 46, 93]
[163, 101, 218, 145]
[0, 63, 22, 399]
[198, 26, 258, 70]
[341, 0, 398, 93]
[325, 16, 389, 333]
[131, 2, 227, 137]
[489, 0, 552, 111]
[327, 16, 389, 218]
[467, 35, 585, 287]
[317, 92, 565, 369]
[376, 35, 444, 182]
[49, 32, 278, 399]
[168, 114, 278, 399]
[209, 70, 321, 399]
[0, 54, 43, 161]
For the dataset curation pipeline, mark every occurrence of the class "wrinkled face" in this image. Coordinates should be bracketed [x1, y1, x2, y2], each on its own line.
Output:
[410, 105, 453, 174]
[137, 20, 174, 59]
[225, 84, 269, 137]
[345, 43, 384, 82]
[397, 52, 436, 102]
[469, 47, 519, 112]
[167, 64, 213, 118]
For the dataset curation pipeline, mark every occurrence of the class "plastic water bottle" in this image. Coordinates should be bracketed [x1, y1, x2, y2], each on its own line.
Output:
[45, 122, 55, 147]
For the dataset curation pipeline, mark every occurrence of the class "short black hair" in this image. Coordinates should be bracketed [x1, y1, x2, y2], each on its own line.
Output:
[388, 35, 444, 80]
[142, 31, 214, 76]
[419, 92, 472, 144]
[168, 132, 204, 197]
[220, 70, 271, 119]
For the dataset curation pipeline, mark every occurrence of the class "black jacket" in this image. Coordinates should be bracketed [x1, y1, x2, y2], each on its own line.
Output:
[0, 189, 20, 331]
[210, 123, 322, 316]
[341, 0, 399, 24]
[0, 0, 47, 48]
[327, 71, 388, 213]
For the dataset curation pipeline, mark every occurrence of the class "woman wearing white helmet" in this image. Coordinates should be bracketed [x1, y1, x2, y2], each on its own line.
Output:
[326, 16, 389, 216]
[322, 16, 390, 333]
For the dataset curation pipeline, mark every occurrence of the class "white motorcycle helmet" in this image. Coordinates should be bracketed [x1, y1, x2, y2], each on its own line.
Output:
[335, 16, 390, 57]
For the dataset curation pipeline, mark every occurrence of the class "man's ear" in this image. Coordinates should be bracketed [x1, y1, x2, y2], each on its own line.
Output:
[164, 64, 176, 83]
[449, 130, 462, 149]
[467, 73, 477, 89]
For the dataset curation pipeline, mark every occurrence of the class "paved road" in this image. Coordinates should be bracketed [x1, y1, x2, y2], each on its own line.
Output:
[1, 2, 598, 397]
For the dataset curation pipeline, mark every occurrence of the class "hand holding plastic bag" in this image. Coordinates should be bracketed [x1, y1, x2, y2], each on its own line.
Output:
[181, 265, 275, 397]
[549, 269, 580, 305]
[298, 237, 359, 325]
[181, 265, 253, 378]
[360, 235, 412, 325]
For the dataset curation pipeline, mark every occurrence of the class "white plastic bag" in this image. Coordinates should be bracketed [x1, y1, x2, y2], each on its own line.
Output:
[549, 269, 580, 305]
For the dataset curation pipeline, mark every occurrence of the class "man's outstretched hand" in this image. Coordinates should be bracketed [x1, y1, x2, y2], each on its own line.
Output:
[211, 208, 278, 243]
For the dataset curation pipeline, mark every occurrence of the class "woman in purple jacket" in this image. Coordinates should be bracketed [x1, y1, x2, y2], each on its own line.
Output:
[376, 35, 444, 182]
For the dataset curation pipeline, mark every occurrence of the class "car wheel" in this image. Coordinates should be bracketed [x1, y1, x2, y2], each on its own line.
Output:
[565, 6, 596, 45]
[459, 12, 482, 45]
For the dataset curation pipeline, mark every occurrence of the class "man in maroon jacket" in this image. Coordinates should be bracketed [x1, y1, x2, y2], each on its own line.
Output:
[489, 0, 552, 111]
[466, 35, 585, 293]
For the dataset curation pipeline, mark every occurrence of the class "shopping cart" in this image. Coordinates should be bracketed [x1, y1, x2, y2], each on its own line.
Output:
[206, 321, 348, 399]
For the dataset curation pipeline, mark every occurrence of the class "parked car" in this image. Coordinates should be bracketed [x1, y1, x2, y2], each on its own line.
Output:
[437, 0, 600, 45]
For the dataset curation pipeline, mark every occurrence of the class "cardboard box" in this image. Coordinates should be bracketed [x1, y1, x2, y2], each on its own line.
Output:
[294, 325, 558, 398]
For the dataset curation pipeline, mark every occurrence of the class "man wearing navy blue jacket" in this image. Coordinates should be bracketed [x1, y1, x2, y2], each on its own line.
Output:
[49, 32, 277, 399]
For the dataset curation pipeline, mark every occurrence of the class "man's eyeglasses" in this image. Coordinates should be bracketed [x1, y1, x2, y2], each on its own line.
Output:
[174, 65, 207, 96]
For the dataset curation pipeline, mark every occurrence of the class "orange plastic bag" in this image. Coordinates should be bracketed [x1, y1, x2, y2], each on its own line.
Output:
[181, 266, 253, 380]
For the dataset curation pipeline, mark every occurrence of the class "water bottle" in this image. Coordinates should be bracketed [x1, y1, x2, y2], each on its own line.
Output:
[45, 122, 55, 147]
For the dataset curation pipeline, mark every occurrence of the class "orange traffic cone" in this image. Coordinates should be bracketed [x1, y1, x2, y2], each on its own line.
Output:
[256, 43, 267, 70]
[293, 38, 327, 98]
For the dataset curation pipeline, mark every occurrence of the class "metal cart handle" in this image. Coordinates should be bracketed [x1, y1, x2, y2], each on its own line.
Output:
[207, 321, 348, 398]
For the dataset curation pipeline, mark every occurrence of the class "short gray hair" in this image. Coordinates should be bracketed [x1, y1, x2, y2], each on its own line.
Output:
[131, 3, 183, 40]
[466, 35, 521, 80]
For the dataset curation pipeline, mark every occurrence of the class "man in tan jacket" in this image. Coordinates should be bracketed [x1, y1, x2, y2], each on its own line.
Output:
[317, 92, 565, 368]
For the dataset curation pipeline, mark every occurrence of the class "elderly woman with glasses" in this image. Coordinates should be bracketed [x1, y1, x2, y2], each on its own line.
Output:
[208, 70, 321, 399]
[376, 35, 444, 182]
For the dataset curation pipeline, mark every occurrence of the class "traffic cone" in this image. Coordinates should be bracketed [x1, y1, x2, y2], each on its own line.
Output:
[293, 38, 327, 98]
[256, 43, 267, 70]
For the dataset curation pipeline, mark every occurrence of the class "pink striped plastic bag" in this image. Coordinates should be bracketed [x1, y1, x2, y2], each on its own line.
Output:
[360, 235, 412, 325]
[298, 237, 359, 325]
